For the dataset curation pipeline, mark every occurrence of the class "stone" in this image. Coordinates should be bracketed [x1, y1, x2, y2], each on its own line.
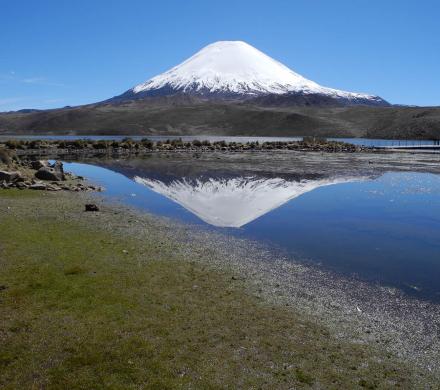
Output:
[0, 180, 11, 189]
[29, 183, 47, 190]
[35, 167, 64, 181]
[85, 203, 99, 212]
[46, 185, 61, 191]
[16, 182, 28, 190]
[51, 160, 65, 174]
[0, 171, 20, 183]
[30, 160, 49, 170]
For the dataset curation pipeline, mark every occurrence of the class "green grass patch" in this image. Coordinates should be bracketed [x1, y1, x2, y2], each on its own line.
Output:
[0, 188, 41, 198]
[0, 195, 433, 388]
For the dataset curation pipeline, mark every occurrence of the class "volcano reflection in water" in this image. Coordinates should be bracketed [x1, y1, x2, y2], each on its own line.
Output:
[134, 175, 362, 227]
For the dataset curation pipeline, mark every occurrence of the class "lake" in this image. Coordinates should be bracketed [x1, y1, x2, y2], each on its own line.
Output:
[62, 152, 440, 302]
[2, 134, 440, 148]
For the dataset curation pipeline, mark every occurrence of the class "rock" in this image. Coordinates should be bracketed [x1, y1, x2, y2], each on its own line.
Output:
[46, 185, 61, 191]
[34, 160, 65, 181]
[85, 203, 99, 212]
[30, 160, 49, 170]
[51, 160, 65, 175]
[0, 180, 11, 189]
[29, 183, 47, 190]
[14, 175, 25, 183]
[35, 167, 64, 181]
[88, 185, 104, 192]
[0, 170, 21, 183]
[16, 182, 28, 190]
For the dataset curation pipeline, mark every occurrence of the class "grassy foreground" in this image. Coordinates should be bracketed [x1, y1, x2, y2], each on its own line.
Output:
[0, 190, 434, 389]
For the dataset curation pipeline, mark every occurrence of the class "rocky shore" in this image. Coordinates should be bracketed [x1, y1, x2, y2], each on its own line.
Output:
[0, 149, 102, 192]
[1, 137, 369, 157]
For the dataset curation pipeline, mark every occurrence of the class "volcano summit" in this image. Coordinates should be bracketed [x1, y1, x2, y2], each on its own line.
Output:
[111, 41, 388, 106]
[3, 41, 440, 138]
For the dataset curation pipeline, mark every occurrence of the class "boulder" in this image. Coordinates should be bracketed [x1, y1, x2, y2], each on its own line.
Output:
[51, 160, 65, 174]
[85, 204, 99, 212]
[30, 160, 49, 170]
[35, 167, 64, 181]
[0, 171, 21, 183]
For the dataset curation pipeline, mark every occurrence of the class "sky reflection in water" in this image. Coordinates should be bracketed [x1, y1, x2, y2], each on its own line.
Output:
[64, 161, 440, 302]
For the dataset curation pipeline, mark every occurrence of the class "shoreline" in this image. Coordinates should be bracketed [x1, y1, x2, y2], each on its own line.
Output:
[2, 189, 439, 382]
[1, 151, 440, 386]
[94, 193, 440, 375]
[1, 138, 372, 155]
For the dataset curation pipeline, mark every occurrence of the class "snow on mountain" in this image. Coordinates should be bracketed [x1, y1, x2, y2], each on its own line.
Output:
[134, 175, 364, 227]
[127, 41, 386, 104]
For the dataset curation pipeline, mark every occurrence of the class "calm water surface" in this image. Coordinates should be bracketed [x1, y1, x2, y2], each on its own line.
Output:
[2, 134, 439, 147]
[63, 160, 440, 302]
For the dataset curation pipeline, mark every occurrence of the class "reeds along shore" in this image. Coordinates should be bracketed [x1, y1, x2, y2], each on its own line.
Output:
[0, 137, 368, 155]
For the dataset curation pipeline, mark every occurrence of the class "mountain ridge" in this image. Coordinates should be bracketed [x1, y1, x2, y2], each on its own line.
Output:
[1, 41, 440, 138]
[1, 99, 439, 139]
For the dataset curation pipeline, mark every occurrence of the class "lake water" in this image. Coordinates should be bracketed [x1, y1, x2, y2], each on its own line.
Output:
[63, 156, 440, 302]
[2, 134, 440, 148]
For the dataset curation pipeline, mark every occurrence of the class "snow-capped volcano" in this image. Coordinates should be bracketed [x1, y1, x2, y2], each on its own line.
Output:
[114, 41, 387, 106]
[134, 175, 364, 227]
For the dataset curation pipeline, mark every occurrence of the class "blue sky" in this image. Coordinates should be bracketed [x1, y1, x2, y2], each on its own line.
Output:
[0, 0, 439, 111]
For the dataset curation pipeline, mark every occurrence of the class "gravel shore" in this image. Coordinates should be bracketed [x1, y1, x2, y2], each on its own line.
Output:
[2, 148, 440, 386]
[13, 189, 438, 379]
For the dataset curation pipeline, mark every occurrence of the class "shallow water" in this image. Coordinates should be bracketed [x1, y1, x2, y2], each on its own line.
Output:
[63, 157, 440, 302]
[2, 134, 439, 148]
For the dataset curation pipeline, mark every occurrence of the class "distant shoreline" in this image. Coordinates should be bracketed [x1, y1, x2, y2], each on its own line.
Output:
[0, 137, 373, 157]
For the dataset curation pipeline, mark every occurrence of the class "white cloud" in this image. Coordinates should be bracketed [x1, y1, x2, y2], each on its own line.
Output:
[21, 77, 46, 84]
[21, 76, 65, 87]
[0, 72, 65, 87]
[0, 97, 25, 106]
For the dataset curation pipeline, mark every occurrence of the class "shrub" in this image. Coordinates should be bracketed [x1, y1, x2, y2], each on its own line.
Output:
[0, 149, 12, 165]
[5, 140, 20, 149]
[141, 139, 154, 149]
[92, 141, 109, 149]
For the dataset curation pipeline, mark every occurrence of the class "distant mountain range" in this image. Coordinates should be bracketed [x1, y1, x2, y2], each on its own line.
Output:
[0, 41, 439, 138]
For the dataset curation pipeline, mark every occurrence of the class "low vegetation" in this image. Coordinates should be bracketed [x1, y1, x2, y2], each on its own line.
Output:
[0, 137, 367, 155]
[0, 190, 435, 388]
